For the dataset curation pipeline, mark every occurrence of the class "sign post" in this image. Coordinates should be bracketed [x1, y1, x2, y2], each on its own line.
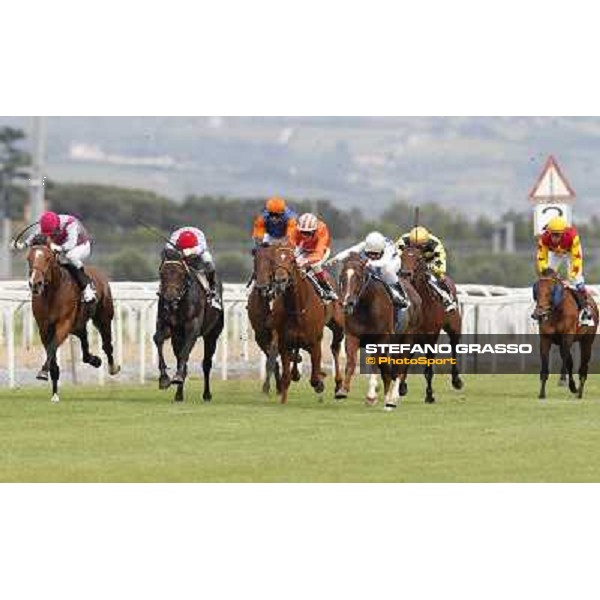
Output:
[529, 155, 576, 236]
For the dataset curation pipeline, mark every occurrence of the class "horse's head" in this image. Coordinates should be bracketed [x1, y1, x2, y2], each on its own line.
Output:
[255, 244, 296, 297]
[159, 251, 190, 308]
[26, 236, 57, 296]
[338, 253, 368, 315]
[532, 268, 564, 322]
[400, 245, 427, 283]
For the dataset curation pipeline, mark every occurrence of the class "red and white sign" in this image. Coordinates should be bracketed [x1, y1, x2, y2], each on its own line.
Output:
[529, 155, 576, 202]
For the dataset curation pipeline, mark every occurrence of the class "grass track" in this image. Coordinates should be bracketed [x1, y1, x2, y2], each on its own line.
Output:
[1, 375, 600, 482]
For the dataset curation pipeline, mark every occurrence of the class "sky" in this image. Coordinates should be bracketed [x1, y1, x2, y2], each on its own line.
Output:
[3, 116, 599, 218]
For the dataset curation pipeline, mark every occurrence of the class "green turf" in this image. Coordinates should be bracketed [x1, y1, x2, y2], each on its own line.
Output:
[1, 374, 600, 482]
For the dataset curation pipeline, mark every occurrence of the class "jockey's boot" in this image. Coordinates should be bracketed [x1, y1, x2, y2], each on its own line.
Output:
[391, 281, 409, 309]
[65, 264, 97, 303]
[574, 289, 595, 326]
[317, 277, 338, 302]
[206, 268, 223, 310]
[430, 276, 457, 313]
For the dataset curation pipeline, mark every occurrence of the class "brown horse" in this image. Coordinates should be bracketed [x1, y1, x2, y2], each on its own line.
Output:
[247, 244, 283, 394]
[256, 244, 345, 403]
[337, 253, 422, 408]
[532, 268, 598, 399]
[26, 236, 120, 402]
[400, 245, 463, 403]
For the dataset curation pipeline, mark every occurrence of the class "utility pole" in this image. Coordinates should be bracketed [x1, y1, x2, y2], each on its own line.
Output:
[29, 116, 46, 222]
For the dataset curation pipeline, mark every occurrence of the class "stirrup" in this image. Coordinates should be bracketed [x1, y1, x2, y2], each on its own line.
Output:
[579, 310, 594, 326]
[444, 301, 457, 313]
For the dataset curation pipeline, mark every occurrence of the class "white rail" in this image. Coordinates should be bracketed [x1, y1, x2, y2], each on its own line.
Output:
[2, 281, 599, 388]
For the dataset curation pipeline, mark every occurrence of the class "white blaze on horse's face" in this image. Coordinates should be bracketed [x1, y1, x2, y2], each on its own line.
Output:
[343, 268, 354, 304]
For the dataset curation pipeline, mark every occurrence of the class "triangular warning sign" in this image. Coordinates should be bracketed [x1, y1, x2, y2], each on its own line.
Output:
[529, 155, 576, 202]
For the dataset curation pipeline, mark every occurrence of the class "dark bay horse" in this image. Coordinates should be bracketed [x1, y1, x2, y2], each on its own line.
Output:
[337, 253, 422, 408]
[400, 245, 463, 403]
[532, 268, 598, 399]
[26, 236, 120, 402]
[247, 244, 283, 395]
[256, 244, 345, 404]
[153, 250, 224, 402]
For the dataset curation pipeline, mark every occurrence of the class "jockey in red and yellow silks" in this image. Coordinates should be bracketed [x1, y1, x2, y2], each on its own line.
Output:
[537, 216, 594, 326]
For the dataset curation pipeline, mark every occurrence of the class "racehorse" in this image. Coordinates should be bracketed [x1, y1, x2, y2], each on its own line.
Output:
[153, 249, 224, 402]
[256, 244, 345, 404]
[400, 245, 463, 403]
[26, 235, 120, 402]
[337, 252, 422, 408]
[532, 268, 598, 399]
[248, 244, 283, 395]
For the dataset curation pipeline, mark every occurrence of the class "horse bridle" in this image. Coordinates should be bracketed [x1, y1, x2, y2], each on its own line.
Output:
[158, 259, 191, 306]
[339, 257, 371, 312]
[28, 244, 59, 294]
[533, 274, 563, 322]
[255, 247, 297, 297]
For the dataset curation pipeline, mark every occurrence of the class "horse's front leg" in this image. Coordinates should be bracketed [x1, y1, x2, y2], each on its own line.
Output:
[36, 323, 54, 381]
[338, 333, 359, 399]
[43, 318, 73, 402]
[153, 317, 171, 390]
[560, 335, 577, 395]
[578, 337, 593, 399]
[309, 339, 325, 397]
[424, 351, 436, 404]
[171, 319, 201, 386]
[278, 343, 292, 404]
[539, 335, 551, 399]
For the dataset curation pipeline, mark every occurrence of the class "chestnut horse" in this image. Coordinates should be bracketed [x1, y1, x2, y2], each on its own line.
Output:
[255, 244, 344, 403]
[532, 268, 598, 399]
[337, 253, 422, 408]
[153, 250, 224, 402]
[400, 245, 463, 403]
[26, 236, 120, 402]
[247, 244, 283, 395]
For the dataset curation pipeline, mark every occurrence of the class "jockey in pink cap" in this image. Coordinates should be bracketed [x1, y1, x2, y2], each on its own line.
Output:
[14, 211, 96, 303]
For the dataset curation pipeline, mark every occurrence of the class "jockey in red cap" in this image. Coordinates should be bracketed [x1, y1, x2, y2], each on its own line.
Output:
[14, 211, 96, 303]
[165, 226, 221, 309]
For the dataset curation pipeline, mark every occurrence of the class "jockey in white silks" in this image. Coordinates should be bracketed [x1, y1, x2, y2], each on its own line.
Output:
[328, 231, 408, 308]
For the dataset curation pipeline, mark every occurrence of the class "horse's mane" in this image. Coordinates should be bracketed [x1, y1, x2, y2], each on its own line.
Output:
[30, 234, 48, 247]
[163, 247, 182, 261]
[540, 267, 558, 278]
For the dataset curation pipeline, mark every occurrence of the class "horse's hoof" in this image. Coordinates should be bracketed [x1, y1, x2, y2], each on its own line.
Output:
[365, 396, 378, 406]
[558, 378, 568, 387]
[87, 355, 102, 369]
[171, 374, 184, 386]
[398, 382, 408, 396]
[384, 403, 397, 411]
[203, 393, 212, 402]
[261, 382, 270, 395]
[159, 375, 171, 390]
[109, 364, 121, 376]
[291, 371, 301, 382]
[50, 394, 60, 403]
[36, 370, 49, 381]
[569, 382, 578, 394]
[335, 389, 348, 400]
[425, 397, 436, 404]
[313, 380, 325, 394]
[452, 378, 464, 390]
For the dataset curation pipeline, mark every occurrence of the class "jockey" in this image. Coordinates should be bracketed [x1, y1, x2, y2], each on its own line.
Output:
[291, 213, 338, 302]
[252, 196, 297, 247]
[328, 231, 408, 308]
[167, 226, 221, 309]
[396, 226, 457, 312]
[15, 211, 96, 303]
[537, 216, 594, 326]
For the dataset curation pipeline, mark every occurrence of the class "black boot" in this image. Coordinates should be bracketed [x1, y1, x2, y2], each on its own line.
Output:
[392, 282, 409, 308]
[205, 268, 222, 309]
[318, 278, 338, 302]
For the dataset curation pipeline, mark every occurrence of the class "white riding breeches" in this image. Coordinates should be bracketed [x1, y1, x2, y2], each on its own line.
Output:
[548, 252, 584, 287]
[370, 256, 401, 285]
[59, 242, 91, 269]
